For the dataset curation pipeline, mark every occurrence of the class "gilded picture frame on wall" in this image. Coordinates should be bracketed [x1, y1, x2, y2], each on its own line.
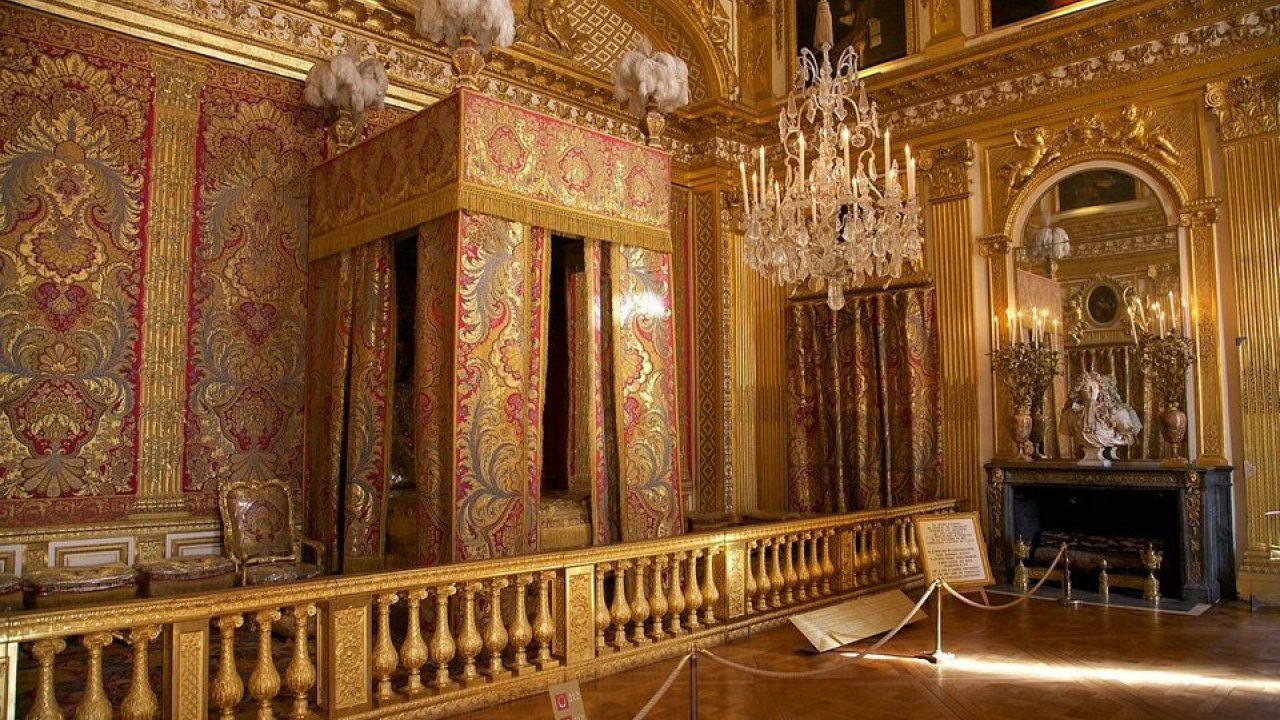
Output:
[795, 0, 909, 68]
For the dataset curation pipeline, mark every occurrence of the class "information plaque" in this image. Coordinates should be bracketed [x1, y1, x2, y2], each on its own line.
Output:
[547, 679, 588, 720]
[913, 511, 994, 590]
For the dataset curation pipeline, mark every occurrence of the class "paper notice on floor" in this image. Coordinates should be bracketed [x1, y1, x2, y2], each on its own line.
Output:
[789, 590, 926, 653]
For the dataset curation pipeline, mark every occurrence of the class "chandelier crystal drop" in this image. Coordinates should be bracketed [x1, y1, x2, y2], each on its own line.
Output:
[738, 0, 922, 311]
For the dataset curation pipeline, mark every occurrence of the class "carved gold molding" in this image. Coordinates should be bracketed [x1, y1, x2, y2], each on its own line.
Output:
[921, 139, 975, 200]
[1206, 68, 1280, 142]
[134, 51, 209, 516]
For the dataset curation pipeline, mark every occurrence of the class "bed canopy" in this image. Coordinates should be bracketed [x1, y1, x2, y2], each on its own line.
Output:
[304, 89, 684, 571]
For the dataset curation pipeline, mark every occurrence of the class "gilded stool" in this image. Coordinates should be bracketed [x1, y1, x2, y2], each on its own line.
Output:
[22, 563, 139, 610]
[0, 573, 22, 612]
[136, 555, 237, 597]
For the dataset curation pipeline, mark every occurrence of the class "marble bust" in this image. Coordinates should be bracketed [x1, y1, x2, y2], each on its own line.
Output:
[1059, 371, 1143, 466]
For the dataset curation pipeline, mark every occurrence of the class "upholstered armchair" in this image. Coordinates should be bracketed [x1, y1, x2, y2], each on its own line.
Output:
[218, 478, 325, 586]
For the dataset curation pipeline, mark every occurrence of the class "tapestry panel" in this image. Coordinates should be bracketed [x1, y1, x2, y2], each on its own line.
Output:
[341, 240, 395, 567]
[524, 227, 550, 551]
[585, 241, 616, 544]
[182, 70, 325, 509]
[452, 212, 539, 560]
[414, 216, 458, 566]
[303, 252, 353, 555]
[0, 14, 154, 524]
[611, 244, 684, 541]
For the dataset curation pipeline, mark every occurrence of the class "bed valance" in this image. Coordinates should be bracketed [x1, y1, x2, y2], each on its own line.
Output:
[308, 89, 672, 259]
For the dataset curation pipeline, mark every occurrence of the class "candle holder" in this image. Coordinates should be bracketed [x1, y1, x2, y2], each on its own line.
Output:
[991, 342, 1061, 461]
[1138, 332, 1195, 464]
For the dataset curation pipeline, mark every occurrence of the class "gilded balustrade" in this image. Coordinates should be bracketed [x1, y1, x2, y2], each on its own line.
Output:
[2, 500, 954, 720]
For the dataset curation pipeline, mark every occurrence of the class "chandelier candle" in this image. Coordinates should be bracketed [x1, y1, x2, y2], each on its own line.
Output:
[737, 0, 923, 310]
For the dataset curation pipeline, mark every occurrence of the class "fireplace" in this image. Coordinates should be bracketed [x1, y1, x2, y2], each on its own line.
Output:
[986, 461, 1235, 603]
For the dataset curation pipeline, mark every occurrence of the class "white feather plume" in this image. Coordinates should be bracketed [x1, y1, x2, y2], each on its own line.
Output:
[416, 0, 515, 53]
[612, 37, 689, 118]
[303, 50, 390, 114]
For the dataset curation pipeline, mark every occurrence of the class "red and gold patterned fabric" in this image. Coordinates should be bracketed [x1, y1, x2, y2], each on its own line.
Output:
[303, 239, 395, 571]
[413, 212, 547, 562]
[183, 68, 325, 502]
[309, 90, 670, 259]
[0, 16, 152, 524]
[786, 286, 942, 512]
[611, 244, 684, 540]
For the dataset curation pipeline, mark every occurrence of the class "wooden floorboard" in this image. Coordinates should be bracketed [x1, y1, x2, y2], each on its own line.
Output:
[458, 594, 1280, 720]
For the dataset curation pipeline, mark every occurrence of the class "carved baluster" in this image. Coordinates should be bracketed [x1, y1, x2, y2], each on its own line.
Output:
[284, 604, 317, 719]
[700, 547, 720, 625]
[211, 614, 245, 719]
[666, 552, 686, 635]
[821, 530, 836, 595]
[808, 531, 824, 597]
[629, 559, 651, 645]
[594, 565, 612, 652]
[755, 539, 772, 611]
[907, 520, 921, 573]
[648, 555, 669, 639]
[781, 535, 798, 605]
[29, 638, 66, 720]
[533, 571, 560, 669]
[122, 625, 161, 720]
[399, 589, 430, 695]
[429, 584, 458, 692]
[76, 632, 114, 720]
[743, 541, 758, 615]
[609, 561, 632, 649]
[896, 521, 911, 577]
[456, 582, 485, 686]
[483, 578, 512, 680]
[869, 525, 883, 583]
[768, 538, 784, 608]
[373, 593, 400, 701]
[507, 575, 534, 676]
[795, 534, 811, 602]
[249, 609, 283, 720]
[684, 549, 704, 630]
[851, 527, 864, 587]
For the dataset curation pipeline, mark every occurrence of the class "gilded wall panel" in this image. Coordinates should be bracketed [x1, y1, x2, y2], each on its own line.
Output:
[0, 9, 153, 524]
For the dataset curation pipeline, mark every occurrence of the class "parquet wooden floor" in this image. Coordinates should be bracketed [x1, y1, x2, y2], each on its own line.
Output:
[458, 595, 1280, 720]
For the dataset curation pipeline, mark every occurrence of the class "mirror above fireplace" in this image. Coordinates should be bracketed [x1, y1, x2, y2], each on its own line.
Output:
[1009, 165, 1189, 461]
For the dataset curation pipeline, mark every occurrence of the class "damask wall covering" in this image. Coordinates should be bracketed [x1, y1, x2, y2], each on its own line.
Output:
[0, 4, 406, 527]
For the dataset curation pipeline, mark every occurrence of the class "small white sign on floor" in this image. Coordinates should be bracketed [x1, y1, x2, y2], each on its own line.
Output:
[548, 679, 588, 720]
[789, 589, 926, 653]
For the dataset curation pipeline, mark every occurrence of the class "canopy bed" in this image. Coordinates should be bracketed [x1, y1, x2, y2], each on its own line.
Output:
[304, 89, 684, 571]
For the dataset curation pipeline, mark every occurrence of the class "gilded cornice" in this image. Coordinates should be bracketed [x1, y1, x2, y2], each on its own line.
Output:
[877, 2, 1280, 138]
[1206, 68, 1280, 140]
[1179, 197, 1223, 227]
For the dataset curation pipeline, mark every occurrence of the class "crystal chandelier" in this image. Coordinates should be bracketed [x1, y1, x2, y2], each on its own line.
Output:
[738, 0, 922, 311]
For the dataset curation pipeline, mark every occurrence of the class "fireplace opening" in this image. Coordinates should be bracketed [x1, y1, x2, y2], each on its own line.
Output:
[1012, 486, 1182, 597]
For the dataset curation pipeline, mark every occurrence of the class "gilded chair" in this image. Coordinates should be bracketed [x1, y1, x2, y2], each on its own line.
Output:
[218, 478, 325, 586]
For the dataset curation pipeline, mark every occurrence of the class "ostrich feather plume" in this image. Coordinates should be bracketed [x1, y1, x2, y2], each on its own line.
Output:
[416, 0, 515, 53]
[304, 49, 390, 113]
[612, 37, 689, 118]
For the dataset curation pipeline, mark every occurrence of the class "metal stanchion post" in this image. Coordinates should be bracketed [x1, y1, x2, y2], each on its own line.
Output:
[689, 651, 699, 720]
[916, 581, 950, 663]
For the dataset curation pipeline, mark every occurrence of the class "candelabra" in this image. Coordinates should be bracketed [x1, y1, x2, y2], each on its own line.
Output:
[991, 342, 1061, 461]
[1138, 332, 1195, 463]
[737, 0, 921, 311]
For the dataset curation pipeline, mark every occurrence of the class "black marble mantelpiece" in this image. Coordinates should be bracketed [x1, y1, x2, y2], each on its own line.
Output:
[985, 461, 1234, 604]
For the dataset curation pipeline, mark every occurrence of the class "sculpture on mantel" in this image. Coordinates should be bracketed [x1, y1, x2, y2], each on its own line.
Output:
[1059, 370, 1143, 467]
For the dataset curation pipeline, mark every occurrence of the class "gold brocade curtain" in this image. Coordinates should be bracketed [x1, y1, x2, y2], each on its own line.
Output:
[786, 286, 942, 513]
[304, 239, 395, 572]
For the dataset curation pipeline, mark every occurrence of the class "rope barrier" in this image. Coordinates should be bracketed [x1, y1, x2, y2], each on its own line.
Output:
[940, 545, 1067, 611]
[694, 580, 939, 679]
[630, 651, 692, 720]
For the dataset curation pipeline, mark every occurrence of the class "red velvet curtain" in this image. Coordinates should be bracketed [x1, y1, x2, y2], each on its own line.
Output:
[786, 285, 942, 512]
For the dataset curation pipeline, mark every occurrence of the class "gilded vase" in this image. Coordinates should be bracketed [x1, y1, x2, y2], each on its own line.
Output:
[1159, 403, 1188, 463]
